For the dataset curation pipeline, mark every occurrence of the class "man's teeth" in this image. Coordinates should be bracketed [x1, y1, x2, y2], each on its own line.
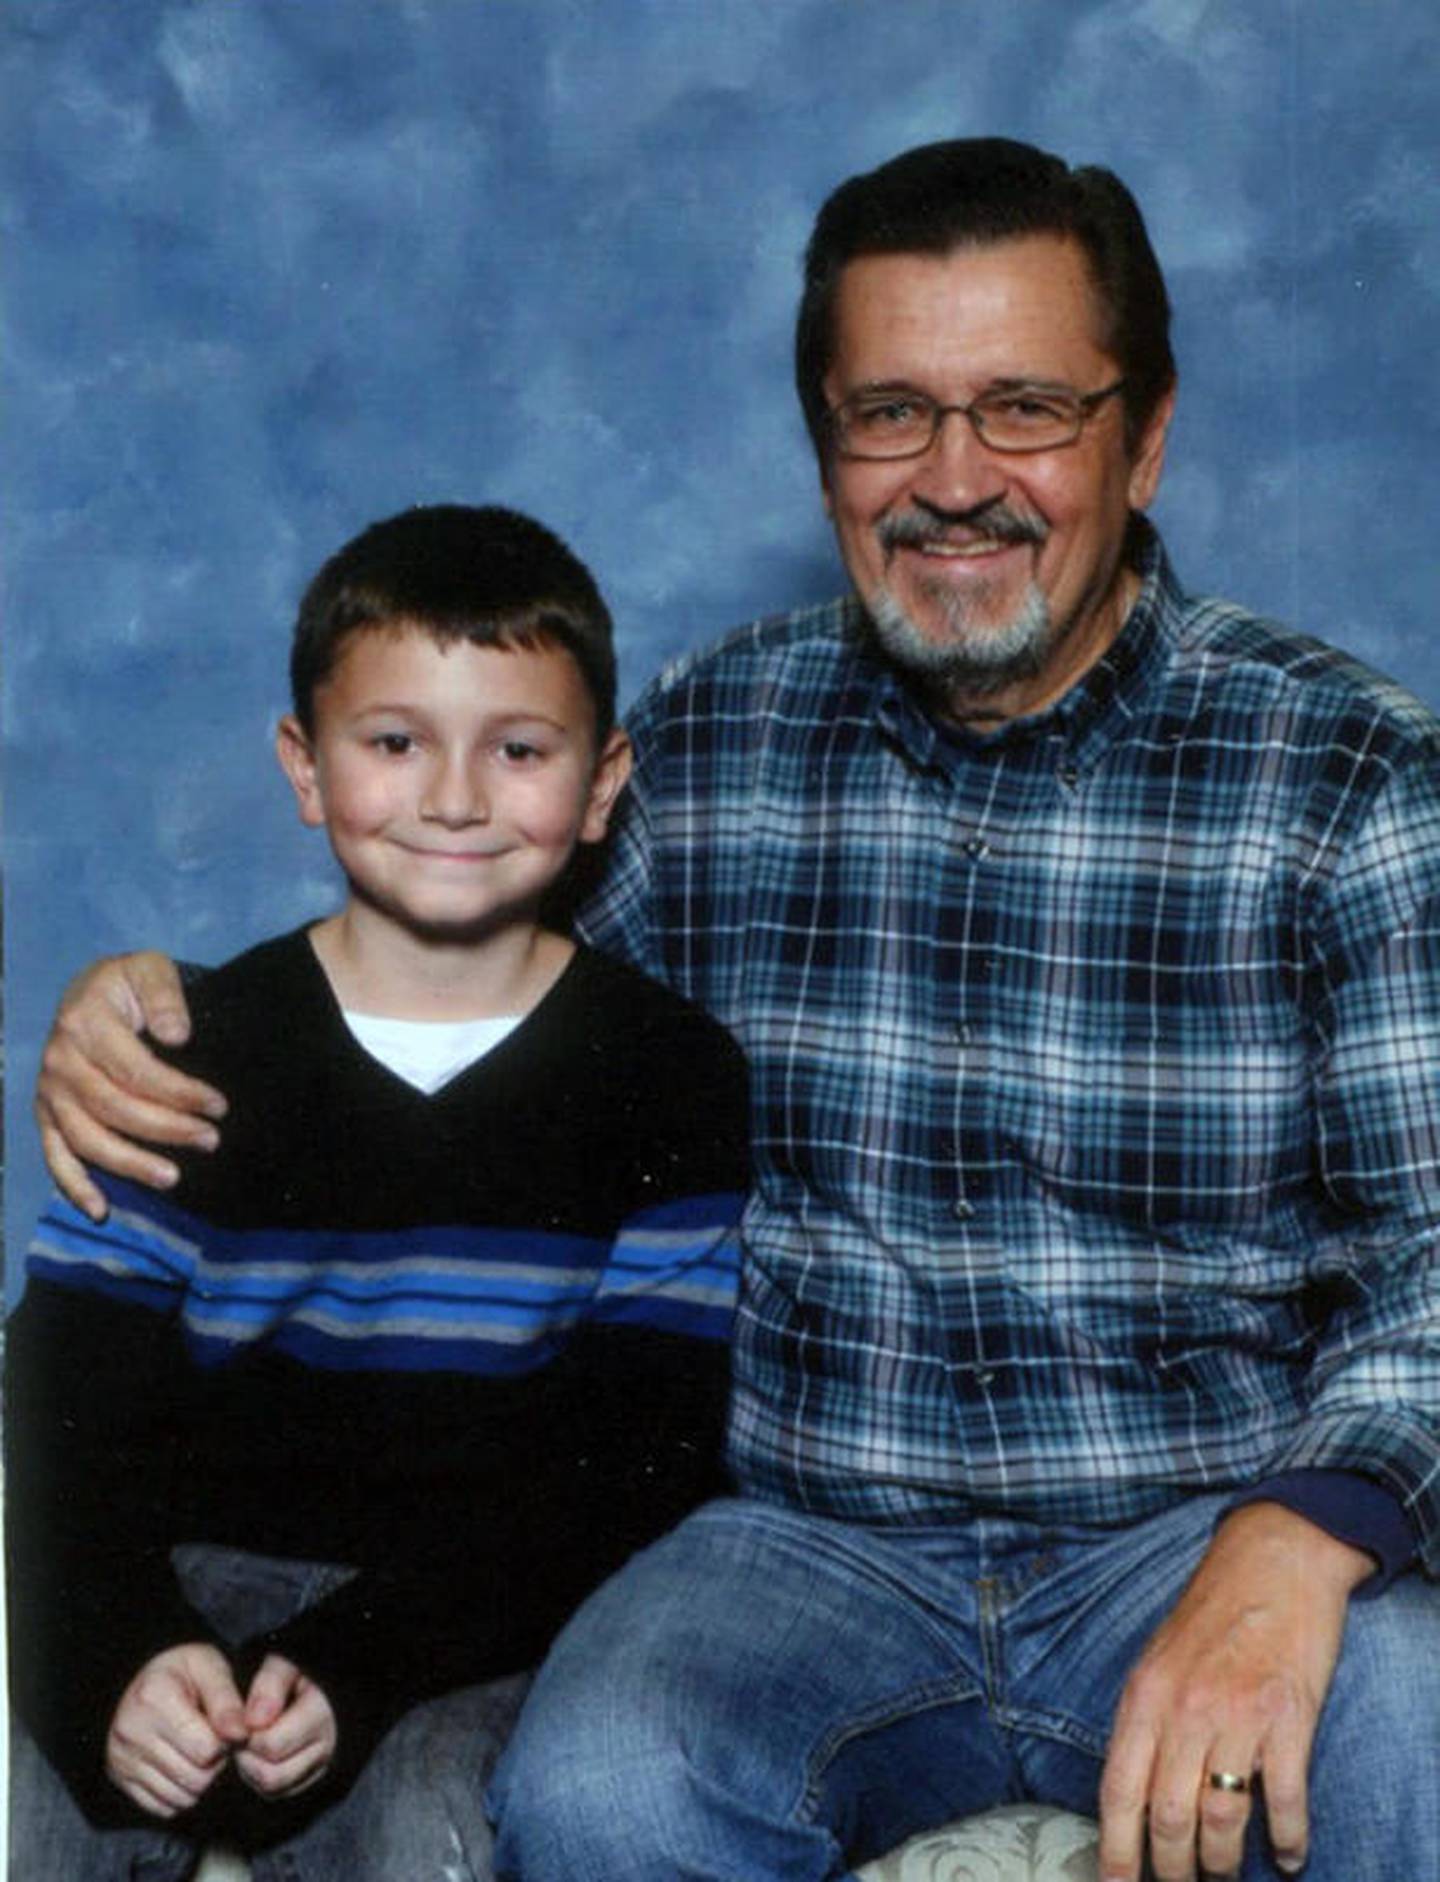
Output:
[918, 537, 1008, 557]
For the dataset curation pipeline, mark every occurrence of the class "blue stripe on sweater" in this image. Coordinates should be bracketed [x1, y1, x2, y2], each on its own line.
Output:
[27, 1179, 742, 1373]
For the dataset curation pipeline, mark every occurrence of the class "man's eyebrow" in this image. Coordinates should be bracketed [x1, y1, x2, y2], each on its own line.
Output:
[981, 375, 1079, 394]
[846, 377, 930, 395]
[843, 374, 1081, 398]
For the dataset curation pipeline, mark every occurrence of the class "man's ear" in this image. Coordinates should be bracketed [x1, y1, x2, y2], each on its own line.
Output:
[818, 437, 838, 519]
[275, 716, 327, 829]
[1127, 383, 1176, 512]
[579, 727, 634, 844]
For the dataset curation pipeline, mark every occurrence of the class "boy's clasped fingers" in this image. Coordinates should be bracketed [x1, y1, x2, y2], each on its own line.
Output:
[237, 1654, 338, 1798]
[242, 1650, 302, 1732]
[236, 1736, 334, 1799]
[106, 1644, 244, 1817]
[104, 1645, 338, 1817]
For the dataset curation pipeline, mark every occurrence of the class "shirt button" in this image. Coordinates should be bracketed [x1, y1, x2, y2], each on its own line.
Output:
[1058, 764, 1080, 790]
[973, 1368, 995, 1387]
[952, 1197, 975, 1221]
[953, 1021, 972, 1045]
[964, 836, 990, 861]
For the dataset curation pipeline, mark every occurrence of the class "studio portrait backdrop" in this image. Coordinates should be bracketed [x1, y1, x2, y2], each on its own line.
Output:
[4, 0, 1439, 1282]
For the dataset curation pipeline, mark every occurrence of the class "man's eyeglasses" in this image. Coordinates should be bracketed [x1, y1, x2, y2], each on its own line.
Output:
[825, 379, 1127, 460]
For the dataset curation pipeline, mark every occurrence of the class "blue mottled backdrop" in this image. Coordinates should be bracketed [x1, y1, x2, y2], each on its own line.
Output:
[4, 0, 1439, 1284]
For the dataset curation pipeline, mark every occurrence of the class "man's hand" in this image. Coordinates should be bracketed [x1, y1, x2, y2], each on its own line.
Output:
[105, 1643, 249, 1819]
[1098, 1503, 1373, 1882]
[36, 951, 225, 1219]
[235, 1654, 338, 1800]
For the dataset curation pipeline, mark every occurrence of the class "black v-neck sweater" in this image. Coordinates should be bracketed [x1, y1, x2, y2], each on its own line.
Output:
[6, 928, 748, 1843]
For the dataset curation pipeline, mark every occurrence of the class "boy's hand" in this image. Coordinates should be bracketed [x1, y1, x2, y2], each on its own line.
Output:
[37, 951, 226, 1220]
[235, 1654, 338, 1800]
[106, 1643, 248, 1819]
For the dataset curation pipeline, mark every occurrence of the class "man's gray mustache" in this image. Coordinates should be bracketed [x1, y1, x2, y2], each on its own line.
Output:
[878, 508, 1048, 553]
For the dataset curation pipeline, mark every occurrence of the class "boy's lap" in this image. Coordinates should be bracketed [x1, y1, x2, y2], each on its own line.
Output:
[14, 1533, 530, 1882]
[11, 1676, 531, 1882]
[8, 1713, 195, 1882]
[250, 1675, 530, 1881]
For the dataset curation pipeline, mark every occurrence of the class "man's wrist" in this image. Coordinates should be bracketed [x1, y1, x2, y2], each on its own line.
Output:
[1223, 1468, 1416, 1597]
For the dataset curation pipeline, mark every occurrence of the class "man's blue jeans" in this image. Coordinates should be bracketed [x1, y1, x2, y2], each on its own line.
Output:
[9, 1545, 529, 1882]
[488, 1493, 1439, 1880]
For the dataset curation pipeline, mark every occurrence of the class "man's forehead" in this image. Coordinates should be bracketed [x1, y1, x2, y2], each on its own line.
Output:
[827, 234, 1113, 382]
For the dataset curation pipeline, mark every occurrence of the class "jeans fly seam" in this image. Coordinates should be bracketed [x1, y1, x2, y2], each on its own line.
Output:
[798, 1673, 986, 1823]
[977, 1574, 1005, 1711]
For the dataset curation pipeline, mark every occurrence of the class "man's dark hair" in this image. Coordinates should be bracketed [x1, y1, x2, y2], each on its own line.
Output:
[291, 503, 616, 740]
[795, 137, 1176, 458]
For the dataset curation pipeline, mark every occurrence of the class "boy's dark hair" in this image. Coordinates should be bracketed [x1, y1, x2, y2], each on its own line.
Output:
[291, 503, 616, 740]
[795, 137, 1176, 457]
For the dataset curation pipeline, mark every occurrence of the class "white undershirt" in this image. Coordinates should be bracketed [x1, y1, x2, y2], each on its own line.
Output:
[342, 1008, 523, 1095]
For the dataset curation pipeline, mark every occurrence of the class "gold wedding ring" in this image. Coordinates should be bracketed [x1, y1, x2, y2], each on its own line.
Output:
[1208, 1771, 1251, 1794]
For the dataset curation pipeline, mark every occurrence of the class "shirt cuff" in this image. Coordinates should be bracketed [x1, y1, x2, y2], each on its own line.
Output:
[1223, 1469, 1416, 1597]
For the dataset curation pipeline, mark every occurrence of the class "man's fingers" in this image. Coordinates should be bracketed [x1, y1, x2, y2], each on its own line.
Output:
[1194, 1744, 1260, 1881]
[1141, 1722, 1214, 1882]
[37, 951, 227, 1197]
[1256, 1712, 1312, 1876]
[123, 949, 195, 1047]
[41, 1093, 185, 1194]
[44, 1020, 226, 1137]
[1098, 1717, 1157, 1882]
[35, 1103, 111, 1219]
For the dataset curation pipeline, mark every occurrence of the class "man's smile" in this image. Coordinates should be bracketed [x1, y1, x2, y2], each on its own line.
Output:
[912, 535, 1019, 560]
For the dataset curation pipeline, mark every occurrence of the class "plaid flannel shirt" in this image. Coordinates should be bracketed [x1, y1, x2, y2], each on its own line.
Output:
[579, 523, 1440, 1573]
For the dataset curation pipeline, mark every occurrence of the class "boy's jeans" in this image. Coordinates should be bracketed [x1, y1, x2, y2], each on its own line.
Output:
[9, 1545, 529, 1882]
[488, 1492, 1440, 1881]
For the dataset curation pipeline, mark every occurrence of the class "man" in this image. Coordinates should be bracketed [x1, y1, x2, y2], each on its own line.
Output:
[35, 140, 1440, 1881]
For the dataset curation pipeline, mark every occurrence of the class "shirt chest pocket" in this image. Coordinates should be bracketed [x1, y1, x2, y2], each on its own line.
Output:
[988, 1004, 1313, 1234]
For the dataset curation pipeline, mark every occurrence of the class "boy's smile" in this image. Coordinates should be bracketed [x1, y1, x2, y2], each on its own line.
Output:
[277, 625, 629, 1006]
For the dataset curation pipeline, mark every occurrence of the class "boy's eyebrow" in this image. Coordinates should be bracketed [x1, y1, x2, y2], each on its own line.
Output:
[348, 701, 572, 731]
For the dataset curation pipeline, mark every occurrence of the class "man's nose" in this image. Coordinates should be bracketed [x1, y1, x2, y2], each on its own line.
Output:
[907, 406, 1009, 514]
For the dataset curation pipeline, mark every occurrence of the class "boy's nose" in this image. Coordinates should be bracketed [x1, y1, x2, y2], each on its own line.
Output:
[421, 753, 488, 824]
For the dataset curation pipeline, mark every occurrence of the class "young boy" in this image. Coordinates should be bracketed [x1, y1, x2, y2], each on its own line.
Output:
[5, 504, 749, 1877]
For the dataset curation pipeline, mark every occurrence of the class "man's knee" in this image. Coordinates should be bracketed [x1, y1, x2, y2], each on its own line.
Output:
[490, 1718, 677, 1878]
[1320, 1572, 1440, 1752]
[1301, 1575, 1440, 1876]
[492, 1723, 840, 1882]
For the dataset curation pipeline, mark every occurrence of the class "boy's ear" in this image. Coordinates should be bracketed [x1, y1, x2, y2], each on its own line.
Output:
[579, 727, 633, 844]
[275, 715, 327, 828]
